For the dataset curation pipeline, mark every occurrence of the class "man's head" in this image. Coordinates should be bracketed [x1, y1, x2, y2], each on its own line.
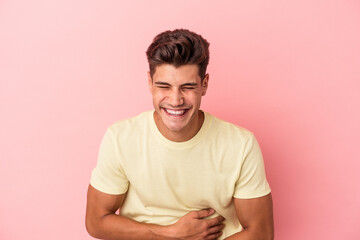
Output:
[146, 29, 210, 81]
[146, 29, 211, 142]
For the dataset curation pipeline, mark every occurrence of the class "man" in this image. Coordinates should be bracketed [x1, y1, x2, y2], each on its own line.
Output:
[86, 29, 274, 240]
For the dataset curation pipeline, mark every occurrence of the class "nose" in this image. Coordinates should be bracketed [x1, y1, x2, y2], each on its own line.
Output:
[168, 88, 184, 107]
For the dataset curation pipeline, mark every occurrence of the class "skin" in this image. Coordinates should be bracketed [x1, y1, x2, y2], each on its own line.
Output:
[86, 64, 274, 239]
[224, 194, 274, 240]
[148, 64, 209, 142]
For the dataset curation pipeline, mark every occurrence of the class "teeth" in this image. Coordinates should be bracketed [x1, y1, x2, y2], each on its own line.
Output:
[165, 109, 186, 115]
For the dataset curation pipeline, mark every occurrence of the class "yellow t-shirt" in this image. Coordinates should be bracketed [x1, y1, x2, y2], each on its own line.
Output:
[90, 110, 271, 239]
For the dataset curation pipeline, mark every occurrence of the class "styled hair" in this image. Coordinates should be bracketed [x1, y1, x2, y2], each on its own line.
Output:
[146, 29, 210, 80]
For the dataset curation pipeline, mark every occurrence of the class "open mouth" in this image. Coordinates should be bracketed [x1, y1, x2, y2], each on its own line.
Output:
[163, 108, 188, 117]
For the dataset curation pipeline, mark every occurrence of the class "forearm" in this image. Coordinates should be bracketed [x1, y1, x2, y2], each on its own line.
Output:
[87, 213, 174, 240]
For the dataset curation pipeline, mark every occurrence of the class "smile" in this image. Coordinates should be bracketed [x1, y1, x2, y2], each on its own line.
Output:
[164, 108, 187, 117]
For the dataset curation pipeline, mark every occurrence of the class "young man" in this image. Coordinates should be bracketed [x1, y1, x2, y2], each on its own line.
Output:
[86, 29, 274, 240]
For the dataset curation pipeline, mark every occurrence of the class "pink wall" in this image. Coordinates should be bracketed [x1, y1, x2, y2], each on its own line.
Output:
[1, 0, 359, 239]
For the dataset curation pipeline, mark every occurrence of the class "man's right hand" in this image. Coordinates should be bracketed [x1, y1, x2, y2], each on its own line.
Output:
[170, 209, 225, 240]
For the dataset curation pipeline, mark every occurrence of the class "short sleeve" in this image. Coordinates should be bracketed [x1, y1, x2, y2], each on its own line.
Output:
[90, 128, 129, 195]
[233, 133, 271, 199]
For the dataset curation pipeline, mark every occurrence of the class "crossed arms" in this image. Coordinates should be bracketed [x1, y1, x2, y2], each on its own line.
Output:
[86, 185, 274, 240]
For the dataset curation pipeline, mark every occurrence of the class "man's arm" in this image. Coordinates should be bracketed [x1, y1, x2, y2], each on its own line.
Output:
[224, 193, 274, 240]
[85, 184, 225, 240]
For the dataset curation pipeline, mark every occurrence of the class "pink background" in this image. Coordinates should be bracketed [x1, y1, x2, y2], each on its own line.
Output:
[1, 0, 359, 239]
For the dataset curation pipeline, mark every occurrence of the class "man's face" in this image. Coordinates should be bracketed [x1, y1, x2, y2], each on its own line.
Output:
[148, 64, 209, 142]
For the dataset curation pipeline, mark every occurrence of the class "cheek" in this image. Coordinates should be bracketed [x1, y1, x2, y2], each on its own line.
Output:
[153, 91, 166, 103]
[187, 92, 202, 103]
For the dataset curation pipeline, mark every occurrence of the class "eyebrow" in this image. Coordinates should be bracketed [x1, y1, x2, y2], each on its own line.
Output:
[154, 81, 198, 87]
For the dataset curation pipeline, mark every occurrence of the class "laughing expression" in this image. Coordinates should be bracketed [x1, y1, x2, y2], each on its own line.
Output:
[148, 64, 209, 142]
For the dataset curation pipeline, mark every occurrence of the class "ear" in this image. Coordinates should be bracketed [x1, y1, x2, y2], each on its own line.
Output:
[201, 73, 209, 96]
[147, 71, 153, 93]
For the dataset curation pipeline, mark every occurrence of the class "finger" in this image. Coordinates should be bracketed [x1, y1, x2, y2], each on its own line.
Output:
[206, 215, 225, 226]
[193, 208, 215, 219]
[205, 231, 223, 240]
[207, 223, 225, 235]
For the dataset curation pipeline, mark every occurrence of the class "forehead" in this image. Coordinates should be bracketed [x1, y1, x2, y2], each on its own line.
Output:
[153, 64, 201, 84]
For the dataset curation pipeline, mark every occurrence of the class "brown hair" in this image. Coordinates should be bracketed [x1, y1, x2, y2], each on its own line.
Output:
[146, 29, 210, 80]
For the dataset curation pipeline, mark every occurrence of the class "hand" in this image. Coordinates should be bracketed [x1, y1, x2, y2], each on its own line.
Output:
[170, 208, 225, 240]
